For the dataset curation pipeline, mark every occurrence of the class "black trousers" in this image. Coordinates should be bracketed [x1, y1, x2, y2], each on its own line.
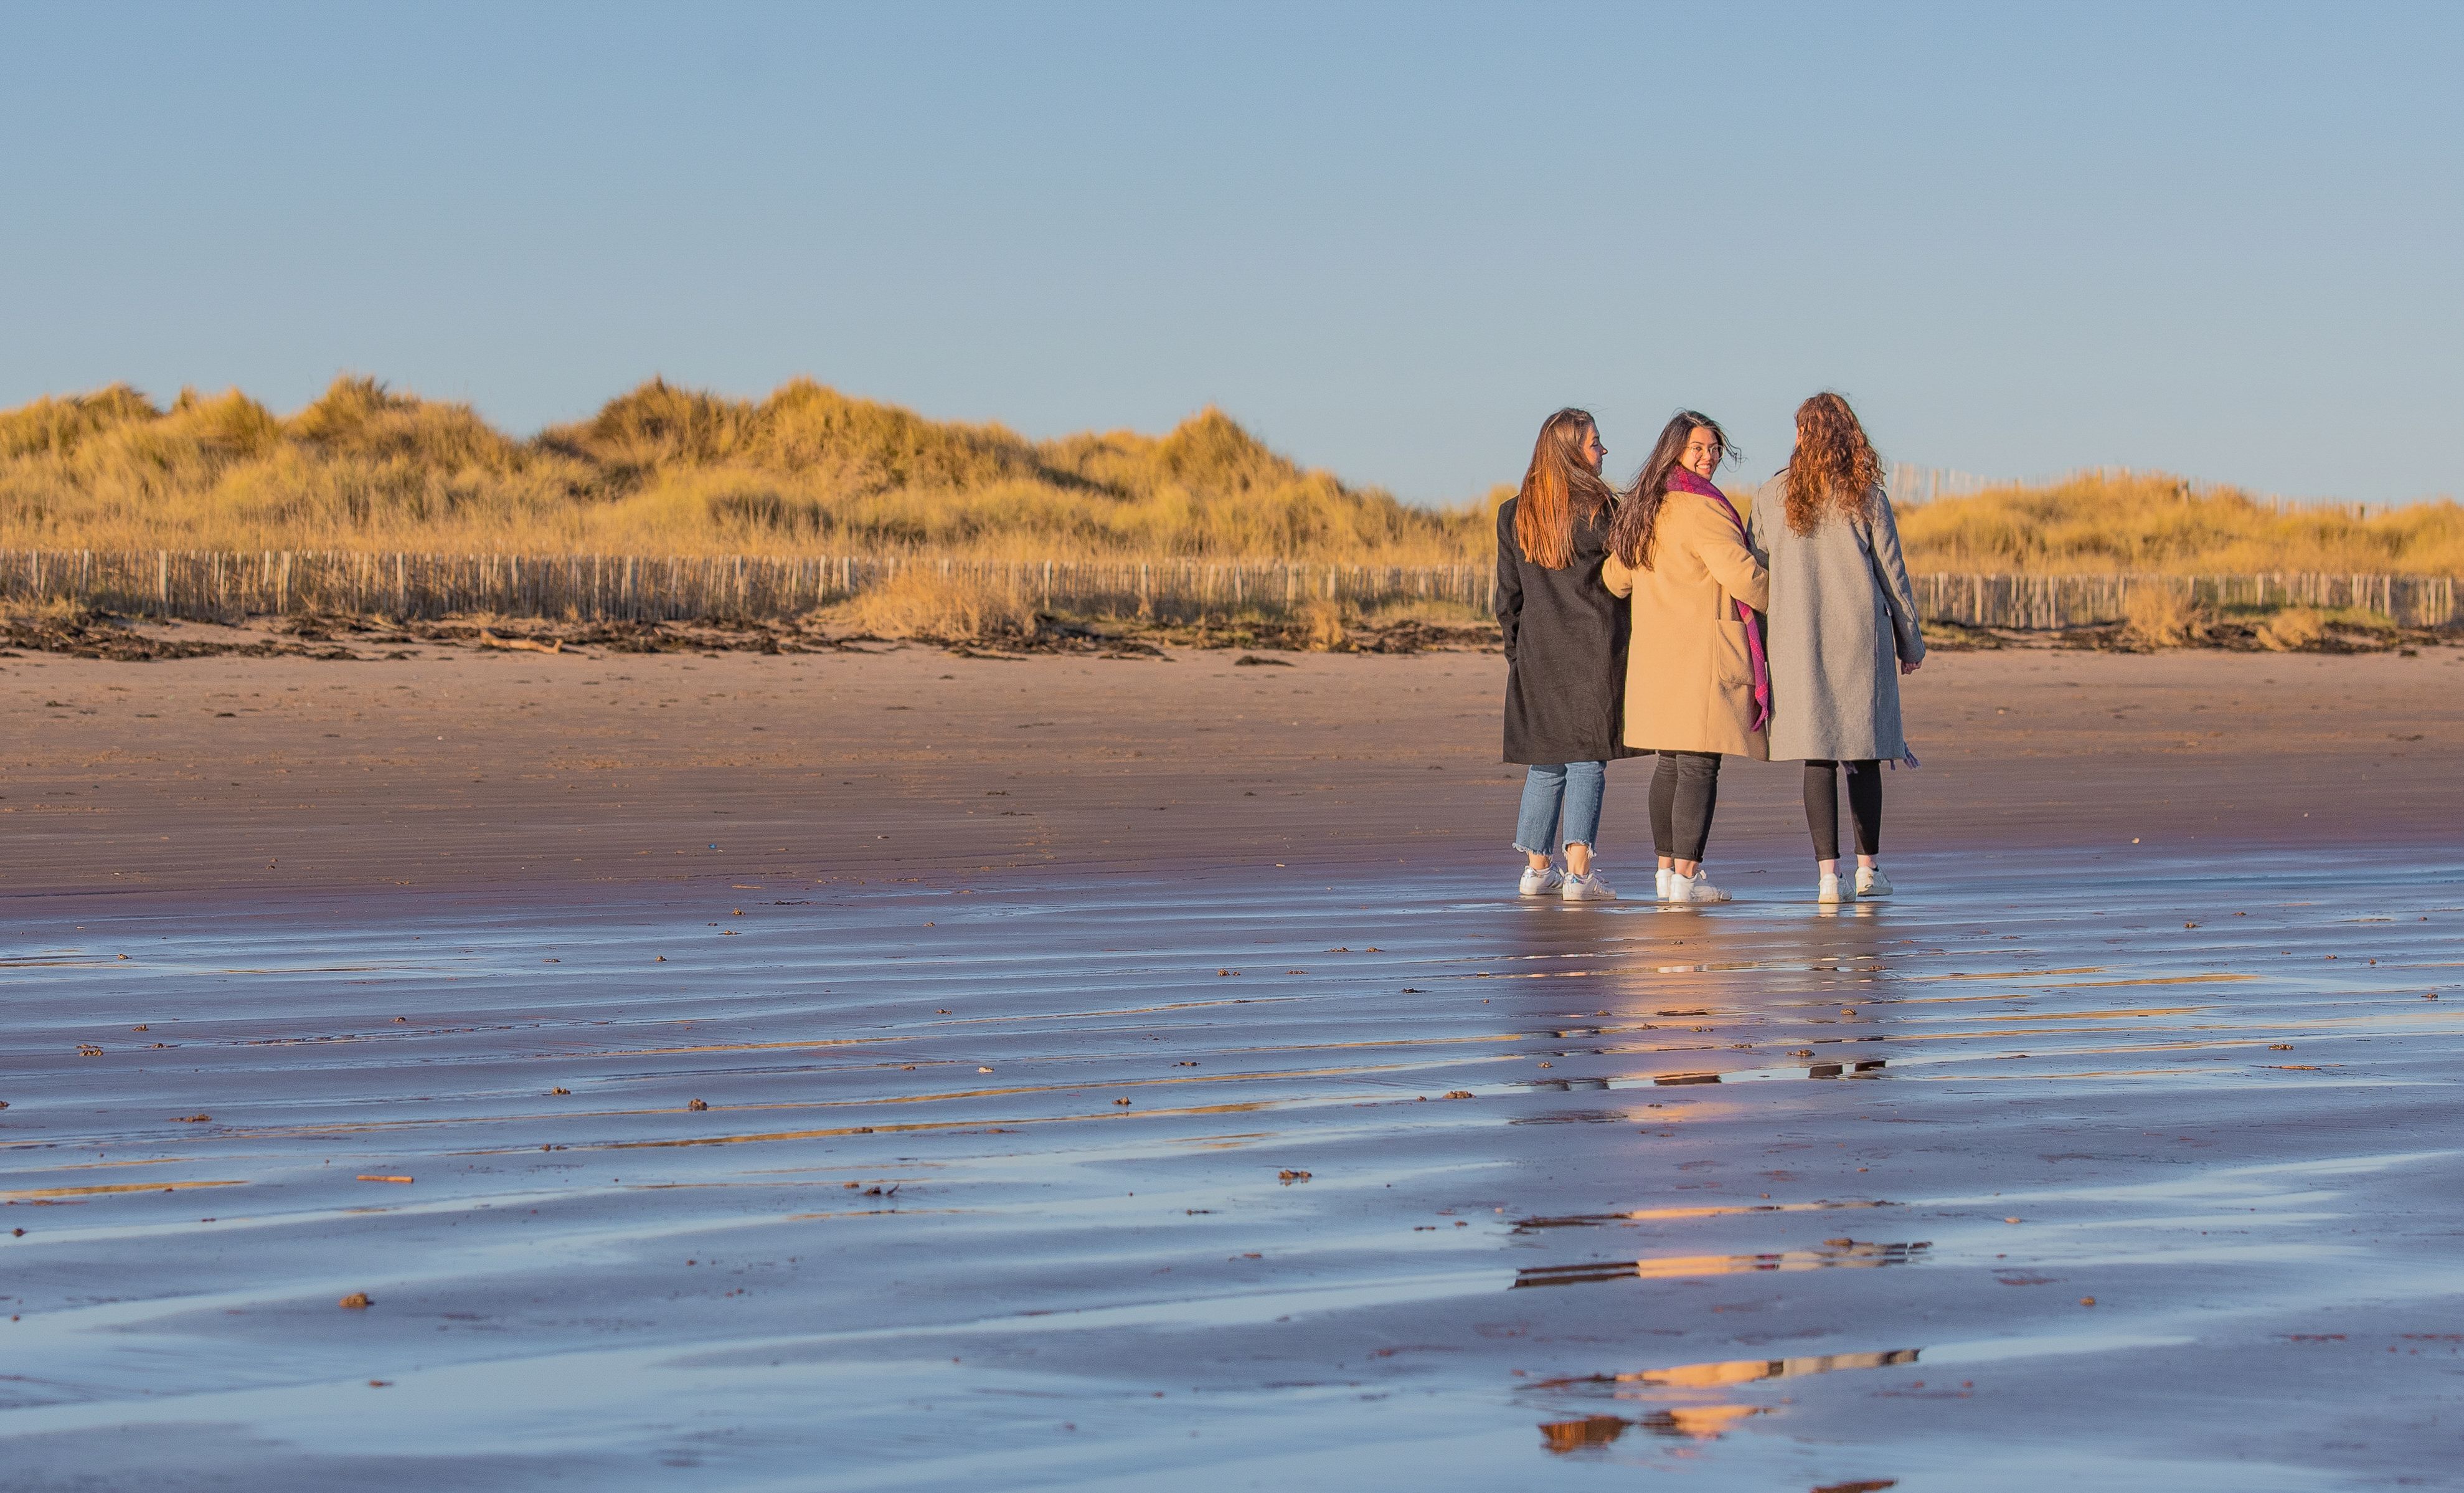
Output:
[1649, 751, 1722, 862]
[1803, 759, 1882, 861]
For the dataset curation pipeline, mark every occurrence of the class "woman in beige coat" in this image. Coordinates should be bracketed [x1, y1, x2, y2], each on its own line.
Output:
[1603, 411, 1770, 904]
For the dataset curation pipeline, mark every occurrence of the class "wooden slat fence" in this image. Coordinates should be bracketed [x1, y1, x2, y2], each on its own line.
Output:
[1, 551, 2457, 630]
[0, 551, 1493, 625]
[1912, 573, 2462, 630]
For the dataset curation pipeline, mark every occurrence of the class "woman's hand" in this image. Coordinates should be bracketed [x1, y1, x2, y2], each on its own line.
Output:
[1900, 655, 1924, 675]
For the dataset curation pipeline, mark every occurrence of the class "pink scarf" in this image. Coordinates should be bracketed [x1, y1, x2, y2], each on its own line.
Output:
[1666, 468, 1770, 732]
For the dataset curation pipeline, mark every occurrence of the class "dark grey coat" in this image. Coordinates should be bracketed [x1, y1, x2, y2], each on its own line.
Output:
[1746, 480, 1927, 761]
[1496, 498, 1644, 765]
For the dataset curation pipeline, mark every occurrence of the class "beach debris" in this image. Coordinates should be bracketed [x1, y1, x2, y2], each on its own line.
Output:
[688, 1099, 709, 1111]
[656, 955, 666, 961]
[2080, 1297, 2096, 1307]
[1218, 969, 1234, 976]
[338, 1292, 371, 1309]
[1824, 1237, 1856, 1247]
[1175, 1060, 1197, 1066]
[1234, 655, 1293, 666]
[1811, 1481, 1898, 1493]
[2270, 1044, 2293, 1051]
[77, 1045, 103, 1057]
[2004, 1216, 2022, 1224]
[978, 1066, 993, 1073]
[1443, 1090, 1475, 1100]
[131, 1024, 147, 1031]
[1113, 1097, 1132, 1106]
[1278, 1170, 1312, 1183]
[550, 1088, 570, 1096]
[357, 1175, 413, 1184]
[172, 1114, 210, 1123]
[476, 629, 562, 654]
[369, 1380, 392, 1387]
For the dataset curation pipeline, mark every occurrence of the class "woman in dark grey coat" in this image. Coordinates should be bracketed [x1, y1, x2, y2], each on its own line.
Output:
[1496, 408, 1642, 902]
[1748, 392, 1926, 903]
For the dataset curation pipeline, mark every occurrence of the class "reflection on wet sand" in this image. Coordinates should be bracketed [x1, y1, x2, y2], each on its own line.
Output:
[1511, 1198, 1899, 1232]
[7, 852, 2463, 1487]
[1513, 1239, 1930, 1287]
[1539, 1345, 1923, 1391]
[1540, 1403, 1770, 1449]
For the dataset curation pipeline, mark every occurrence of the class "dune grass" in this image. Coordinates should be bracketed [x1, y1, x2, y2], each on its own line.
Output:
[1893, 470, 2464, 575]
[0, 376, 1489, 563]
[6, 382, 2457, 577]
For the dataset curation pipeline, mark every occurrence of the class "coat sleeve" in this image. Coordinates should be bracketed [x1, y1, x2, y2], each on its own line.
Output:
[1494, 500, 1523, 661]
[1681, 499, 1770, 612]
[1744, 478, 1774, 566]
[1864, 490, 1927, 665]
[1602, 552, 1634, 599]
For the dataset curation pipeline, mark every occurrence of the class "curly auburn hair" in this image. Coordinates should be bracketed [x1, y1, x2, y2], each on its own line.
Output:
[1782, 392, 1884, 536]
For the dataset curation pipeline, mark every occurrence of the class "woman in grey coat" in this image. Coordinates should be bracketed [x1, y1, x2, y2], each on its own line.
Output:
[1747, 393, 1925, 903]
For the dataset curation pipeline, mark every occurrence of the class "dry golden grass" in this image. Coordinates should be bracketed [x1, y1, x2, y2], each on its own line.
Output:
[819, 568, 1037, 642]
[0, 376, 1488, 563]
[11, 384, 2457, 579]
[2255, 605, 2329, 652]
[2120, 585, 2211, 649]
[1894, 470, 2464, 575]
[1294, 597, 1348, 651]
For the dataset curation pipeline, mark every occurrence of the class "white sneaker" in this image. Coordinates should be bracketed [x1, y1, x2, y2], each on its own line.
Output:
[1668, 872, 1730, 904]
[1818, 871, 1850, 904]
[1518, 864, 1564, 898]
[1560, 871, 1618, 903]
[1656, 866, 1673, 902]
[1855, 866, 1893, 898]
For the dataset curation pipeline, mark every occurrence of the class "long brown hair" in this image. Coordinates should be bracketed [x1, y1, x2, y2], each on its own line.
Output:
[1608, 410, 1733, 569]
[1782, 391, 1884, 535]
[1512, 407, 1614, 569]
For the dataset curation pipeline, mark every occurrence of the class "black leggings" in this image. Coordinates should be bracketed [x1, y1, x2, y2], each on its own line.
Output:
[1804, 759, 1882, 861]
[1649, 752, 1722, 862]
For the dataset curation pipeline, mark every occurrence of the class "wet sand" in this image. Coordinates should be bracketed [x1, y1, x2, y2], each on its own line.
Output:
[5, 646, 2464, 1489]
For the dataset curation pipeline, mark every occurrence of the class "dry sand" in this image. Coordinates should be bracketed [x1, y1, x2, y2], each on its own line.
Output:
[4, 640, 2463, 1490]
[6, 637, 2464, 894]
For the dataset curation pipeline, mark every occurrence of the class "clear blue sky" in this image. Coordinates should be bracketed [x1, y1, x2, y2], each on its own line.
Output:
[5, 1, 2457, 504]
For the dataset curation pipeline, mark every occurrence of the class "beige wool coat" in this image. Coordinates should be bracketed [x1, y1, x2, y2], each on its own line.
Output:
[1603, 490, 1772, 759]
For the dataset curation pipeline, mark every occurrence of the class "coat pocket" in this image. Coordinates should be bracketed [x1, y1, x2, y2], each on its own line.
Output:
[1713, 620, 1753, 689]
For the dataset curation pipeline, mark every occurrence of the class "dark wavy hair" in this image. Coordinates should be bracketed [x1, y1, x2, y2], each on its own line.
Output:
[1511, 407, 1615, 569]
[1607, 410, 1734, 569]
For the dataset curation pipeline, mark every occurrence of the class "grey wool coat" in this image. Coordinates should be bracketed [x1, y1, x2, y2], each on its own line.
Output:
[1746, 481, 1927, 762]
[1495, 498, 1646, 765]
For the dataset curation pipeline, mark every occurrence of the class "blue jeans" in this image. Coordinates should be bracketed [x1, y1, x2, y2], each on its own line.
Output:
[1514, 761, 1605, 856]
